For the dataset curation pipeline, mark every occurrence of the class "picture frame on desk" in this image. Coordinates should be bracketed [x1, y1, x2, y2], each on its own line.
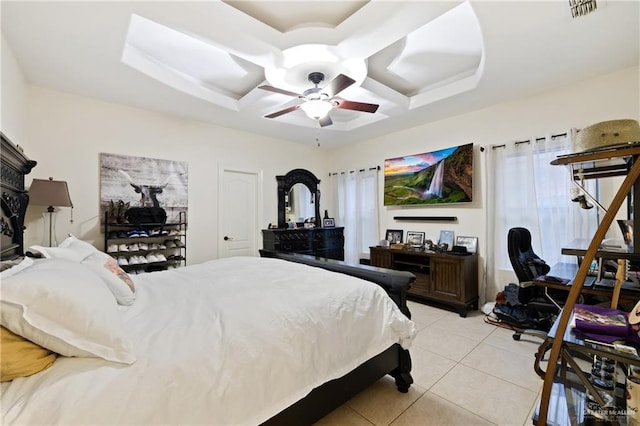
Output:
[438, 230, 454, 250]
[322, 218, 335, 228]
[385, 229, 403, 244]
[455, 236, 478, 254]
[406, 231, 425, 246]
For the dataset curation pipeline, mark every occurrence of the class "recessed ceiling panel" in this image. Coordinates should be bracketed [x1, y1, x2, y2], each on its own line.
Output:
[369, 1, 482, 96]
[223, 1, 368, 32]
[123, 14, 263, 102]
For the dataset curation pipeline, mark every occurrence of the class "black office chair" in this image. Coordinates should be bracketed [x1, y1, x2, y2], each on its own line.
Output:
[506, 227, 561, 341]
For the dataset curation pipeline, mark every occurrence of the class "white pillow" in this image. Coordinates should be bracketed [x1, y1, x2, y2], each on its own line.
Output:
[81, 252, 136, 306]
[0, 258, 136, 364]
[28, 235, 96, 262]
[29, 235, 136, 305]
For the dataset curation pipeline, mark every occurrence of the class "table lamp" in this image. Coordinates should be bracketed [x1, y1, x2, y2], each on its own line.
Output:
[28, 177, 73, 246]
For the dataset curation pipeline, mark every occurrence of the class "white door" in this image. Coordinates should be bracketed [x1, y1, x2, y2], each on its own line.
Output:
[218, 167, 262, 258]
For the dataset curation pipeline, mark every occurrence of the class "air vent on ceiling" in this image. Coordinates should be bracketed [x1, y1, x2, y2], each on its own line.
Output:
[569, 0, 597, 18]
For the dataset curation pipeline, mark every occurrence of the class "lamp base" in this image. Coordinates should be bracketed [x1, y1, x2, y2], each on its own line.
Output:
[43, 209, 58, 247]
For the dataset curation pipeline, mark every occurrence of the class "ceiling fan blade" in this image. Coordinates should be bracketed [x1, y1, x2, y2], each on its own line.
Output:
[334, 99, 379, 113]
[318, 114, 333, 127]
[265, 105, 300, 119]
[258, 85, 303, 98]
[323, 74, 355, 98]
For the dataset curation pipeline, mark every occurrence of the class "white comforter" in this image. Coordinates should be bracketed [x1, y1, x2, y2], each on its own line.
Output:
[2, 256, 416, 425]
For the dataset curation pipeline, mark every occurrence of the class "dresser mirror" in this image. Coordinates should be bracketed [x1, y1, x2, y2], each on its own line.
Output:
[277, 169, 320, 228]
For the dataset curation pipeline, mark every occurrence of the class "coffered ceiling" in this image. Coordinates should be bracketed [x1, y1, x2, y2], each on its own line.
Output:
[1, 1, 638, 148]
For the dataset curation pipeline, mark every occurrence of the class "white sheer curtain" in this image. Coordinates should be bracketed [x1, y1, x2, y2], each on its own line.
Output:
[485, 131, 598, 302]
[329, 168, 379, 264]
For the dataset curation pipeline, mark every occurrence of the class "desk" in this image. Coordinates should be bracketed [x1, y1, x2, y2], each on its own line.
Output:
[533, 262, 640, 304]
[533, 311, 640, 425]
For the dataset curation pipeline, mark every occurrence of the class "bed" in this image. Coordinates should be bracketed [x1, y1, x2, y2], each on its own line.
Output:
[0, 134, 416, 425]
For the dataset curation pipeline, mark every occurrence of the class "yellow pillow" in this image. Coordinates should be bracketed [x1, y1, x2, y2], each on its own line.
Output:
[1, 326, 57, 382]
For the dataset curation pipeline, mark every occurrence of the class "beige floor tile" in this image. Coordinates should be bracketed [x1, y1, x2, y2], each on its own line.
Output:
[430, 310, 496, 341]
[461, 342, 543, 392]
[409, 346, 457, 390]
[347, 375, 426, 425]
[412, 325, 482, 362]
[407, 301, 451, 326]
[524, 388, 542, 426]
[430, 364, 538, 426]
[391, 392, 495, 426]
[314, 405, 374, 426]
[483, 325, 546, 358]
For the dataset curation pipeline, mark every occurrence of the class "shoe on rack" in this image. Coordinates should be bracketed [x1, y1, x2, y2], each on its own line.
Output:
[118, 244, 129, 252]
[148, 243, 159, 250]
[173, 239, 185, 248]
[138, 243, 149, 251]
[117, 256, 129, 266]
[146, 253, 159, 263]
[149, 229, 161, 237]
[129, 243, 139, 252]
[155, 252, 167, 262]
[129, 255, 139, 265]
[164, 240, 177, 249]
[158, 243, 167, 249]
[137, 230, 149, 238]
[127, 230, 141, 238]
[107, 244, 119, 253]
[137, 255, 148, 264]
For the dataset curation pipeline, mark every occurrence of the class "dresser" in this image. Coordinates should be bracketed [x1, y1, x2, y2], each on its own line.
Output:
[262, 227, 345, 261]
[370, 246, 478, 317]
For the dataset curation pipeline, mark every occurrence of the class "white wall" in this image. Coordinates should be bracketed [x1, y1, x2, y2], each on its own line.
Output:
[1, 34, 27, 146]
[22, 86, 330, 265]
[329, 66, 640, 302]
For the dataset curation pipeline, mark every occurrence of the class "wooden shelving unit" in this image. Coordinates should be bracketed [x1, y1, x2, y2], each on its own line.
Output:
[537, 145, 640, 425]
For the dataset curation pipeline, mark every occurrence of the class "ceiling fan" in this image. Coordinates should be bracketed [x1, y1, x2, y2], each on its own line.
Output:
[258, 72, 379, 127]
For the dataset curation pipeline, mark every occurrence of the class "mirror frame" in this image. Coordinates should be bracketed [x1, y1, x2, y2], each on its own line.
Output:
[277, 169, 321, 228]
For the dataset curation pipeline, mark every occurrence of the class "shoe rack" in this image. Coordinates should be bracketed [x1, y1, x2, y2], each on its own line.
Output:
[103, 210, 186, 273]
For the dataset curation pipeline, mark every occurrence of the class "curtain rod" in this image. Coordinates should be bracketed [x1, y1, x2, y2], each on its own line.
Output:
[329, 165, 380, 176]
[489, 132, 568, 150]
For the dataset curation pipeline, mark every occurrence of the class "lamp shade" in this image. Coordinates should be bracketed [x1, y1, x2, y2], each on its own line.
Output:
[29, 178, 73, 208]
[300, 100, 332, 120]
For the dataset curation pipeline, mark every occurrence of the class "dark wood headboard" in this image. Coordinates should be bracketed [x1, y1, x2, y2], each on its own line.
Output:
[1, 133, 37, 260]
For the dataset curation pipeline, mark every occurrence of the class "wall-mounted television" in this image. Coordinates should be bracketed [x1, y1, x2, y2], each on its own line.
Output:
[384, 143, 473, 206]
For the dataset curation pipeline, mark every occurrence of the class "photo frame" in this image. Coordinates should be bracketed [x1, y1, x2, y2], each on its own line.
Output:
[438, 230, 455, 250]
[455, 236, 478, 254]
[406, 231, 425, 246]
[385, 229, 404, 244]
[323, 218, 335, 228]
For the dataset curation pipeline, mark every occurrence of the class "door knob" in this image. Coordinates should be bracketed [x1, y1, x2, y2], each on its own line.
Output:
[224, 236, 233, 241]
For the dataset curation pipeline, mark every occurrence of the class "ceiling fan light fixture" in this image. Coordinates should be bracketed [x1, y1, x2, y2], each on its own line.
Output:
[300, 99, 332, 119]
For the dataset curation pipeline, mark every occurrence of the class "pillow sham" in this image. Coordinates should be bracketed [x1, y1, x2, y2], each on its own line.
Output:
[28, 234, 96, 262]
[81, 252, 136, 306]
[1, 326, 57, 382]
[29, 235, 136, 305]
[0, 258, 136, 364]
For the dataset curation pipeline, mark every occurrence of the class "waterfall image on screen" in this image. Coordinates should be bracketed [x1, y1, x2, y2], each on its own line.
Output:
[384, 143, 473, 206]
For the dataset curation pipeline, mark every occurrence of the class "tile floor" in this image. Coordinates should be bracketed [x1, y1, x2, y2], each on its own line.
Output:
[316, 301, 545, 426]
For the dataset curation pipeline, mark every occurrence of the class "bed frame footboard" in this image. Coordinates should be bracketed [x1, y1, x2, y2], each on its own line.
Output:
[259, 250, 415, 425]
